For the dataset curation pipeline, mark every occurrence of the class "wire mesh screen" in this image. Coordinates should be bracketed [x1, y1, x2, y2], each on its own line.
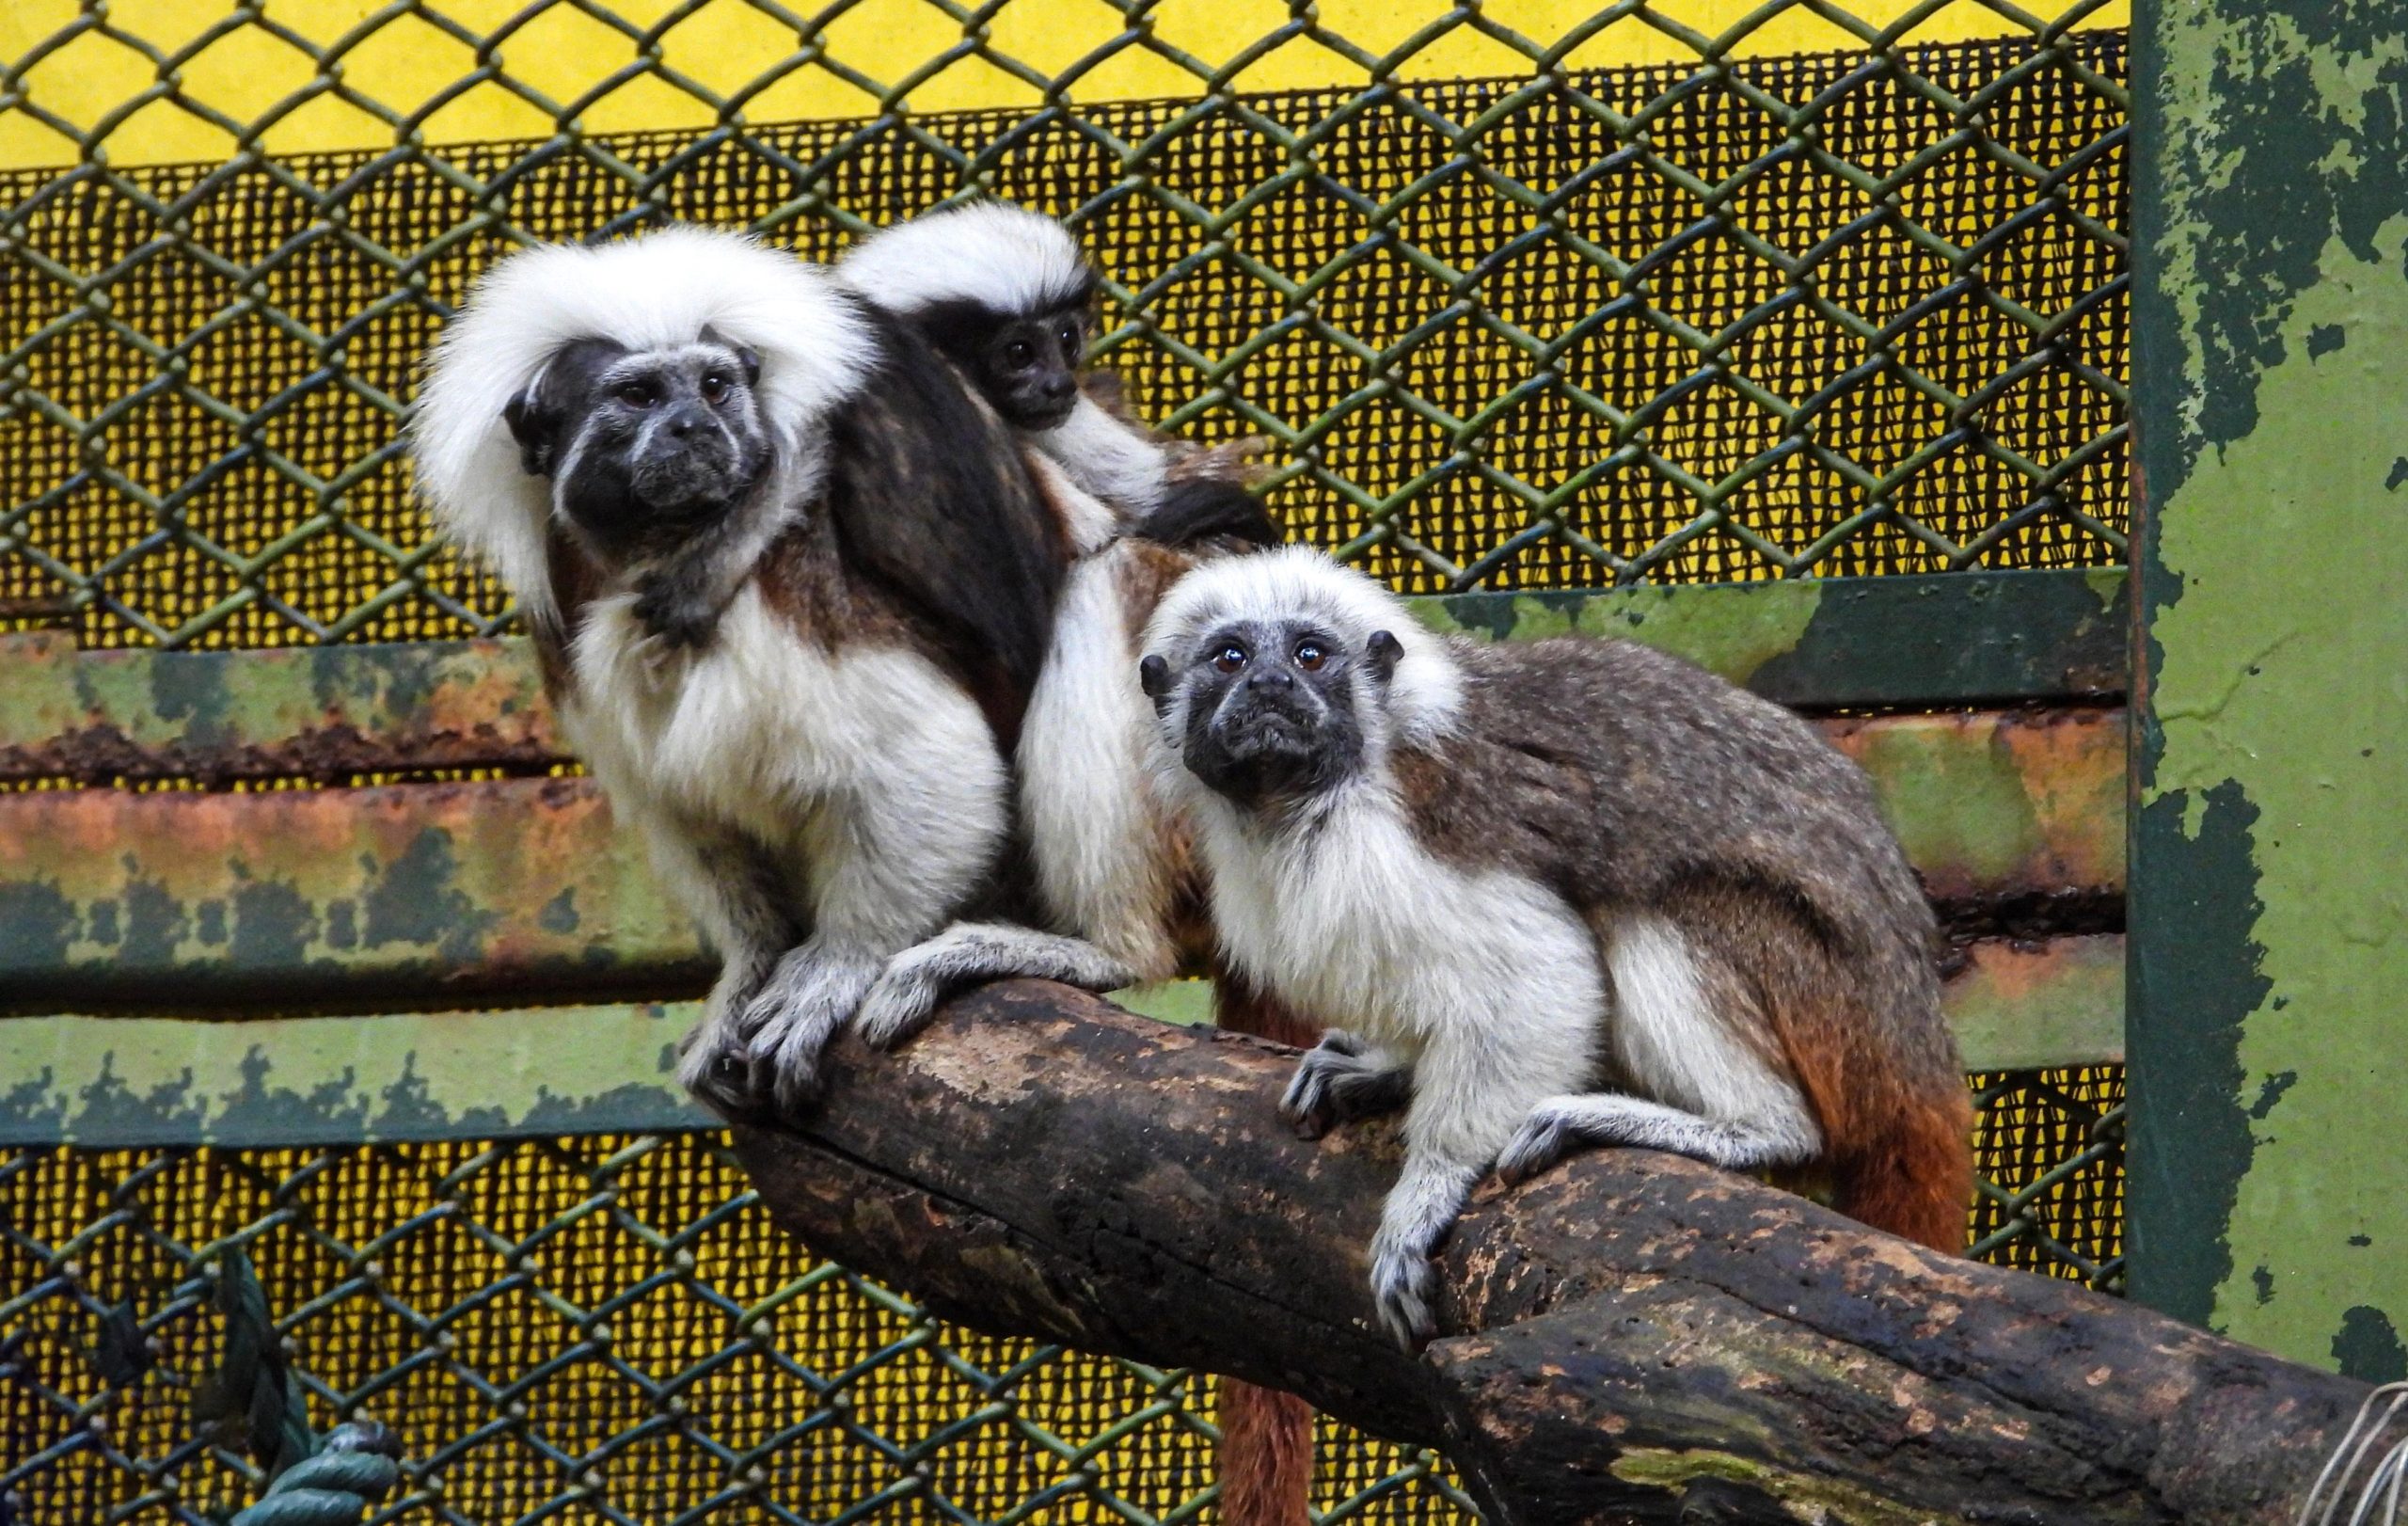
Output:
[0, 17, 2129, 648]
[5, 5, 2133, 1520]
[3, 1087, 2119, 1525]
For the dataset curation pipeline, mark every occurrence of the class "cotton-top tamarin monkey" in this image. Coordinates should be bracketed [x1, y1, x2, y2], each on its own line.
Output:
[830, 201, 1295, 1021]
[414, 226, 1079, 1118]
[1138, 548, 1972, 1350]
[835, 199, 1277, 553]
[838, 201, 1313, 1526]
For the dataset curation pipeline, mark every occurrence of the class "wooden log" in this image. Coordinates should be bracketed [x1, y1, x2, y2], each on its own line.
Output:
[732, 980, 2370, 1526]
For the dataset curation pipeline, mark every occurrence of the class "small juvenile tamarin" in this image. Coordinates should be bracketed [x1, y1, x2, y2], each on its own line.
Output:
[838, 201, 1315, 1526]
[1138, 548, 1972, 1350]
[835, 199, 1277, 553]
[831, 201, 1291, 1022]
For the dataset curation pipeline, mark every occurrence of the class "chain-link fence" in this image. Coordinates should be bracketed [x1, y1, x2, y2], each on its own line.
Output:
[5, 2, 2130, 1519]
[1, 2, 2127, 647]
[3, 1073, 2118, 1525]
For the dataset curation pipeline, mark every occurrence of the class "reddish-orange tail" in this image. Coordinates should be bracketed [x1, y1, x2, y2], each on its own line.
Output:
[1833, 1089, 1975, 1252]
[1217, 1380, 1316, 1526]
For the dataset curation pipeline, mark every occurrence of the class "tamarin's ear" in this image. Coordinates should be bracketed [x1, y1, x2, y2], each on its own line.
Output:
[1139, 655, 1175, 716]
[1366, 629, 1403, 686]
[502, 387, 559, 478]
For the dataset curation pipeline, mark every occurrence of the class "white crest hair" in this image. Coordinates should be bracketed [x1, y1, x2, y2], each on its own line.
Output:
[412, 225, 874, 622]
[1142, 546, 1465, 753]
[837, 200, 1092, 320]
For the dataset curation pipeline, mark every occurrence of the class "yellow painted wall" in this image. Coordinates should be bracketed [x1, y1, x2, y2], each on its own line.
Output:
[2, 0, 2125, 171]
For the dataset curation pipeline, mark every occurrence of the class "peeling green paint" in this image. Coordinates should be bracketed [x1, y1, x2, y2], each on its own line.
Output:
[2334, 1307, 2408, 1383]
[1417, 570, 2127, 708]
[0, 930, 2116, 1146]
[0, 633, 560, 781]
[3, 576, 2127, 787]
[2132, 0, 2408, 1365]
[1826, 710, 2127, 903]
[2140, 223, 2408, 1352]
[1942, 934, 2126, 1072]
[0, 779, 709, 1006]
[0, 1004, 709, 1147]
[0, 712, 2118, 1003]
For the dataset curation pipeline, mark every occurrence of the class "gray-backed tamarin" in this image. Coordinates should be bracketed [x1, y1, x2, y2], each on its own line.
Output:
[835, 199, 1278, 552]
[1137, 548, 1972, 1350]
[414, 226, 1079, 1118]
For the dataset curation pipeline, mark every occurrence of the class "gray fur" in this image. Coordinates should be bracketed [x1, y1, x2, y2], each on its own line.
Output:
[1392, 638, 1957, 1096]
[1144, 550, 1965, 1349]
[1278, 1030, 1412, 1140]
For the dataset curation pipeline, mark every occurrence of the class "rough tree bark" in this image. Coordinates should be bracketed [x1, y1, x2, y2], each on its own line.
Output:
[731, 980, 2370, 1526]
[1211, 970, 1325, 1526]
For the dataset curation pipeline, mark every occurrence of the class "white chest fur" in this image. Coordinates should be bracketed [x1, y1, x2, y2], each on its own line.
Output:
[1198, 787, 1607, 1056]
[560, 582, 1004, 852]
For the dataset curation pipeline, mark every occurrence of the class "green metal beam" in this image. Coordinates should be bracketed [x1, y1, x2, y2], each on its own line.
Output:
[2130, 0, 2408, 1375]
[0, 934, 2123, 1148]
[0, 631, 558, 782]
[1420, 568, 2129, 710]
[0, 1003, 706, 1146]
[0, 710, 2124, 1005]
[0, 778, 709, 1008]
[0, 571, 2126, 785]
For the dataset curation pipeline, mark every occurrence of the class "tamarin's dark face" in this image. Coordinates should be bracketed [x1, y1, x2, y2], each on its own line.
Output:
[1141, 620, 1403, 806]
[920, 300, 1089, 431]
[502, 332, 772, 563]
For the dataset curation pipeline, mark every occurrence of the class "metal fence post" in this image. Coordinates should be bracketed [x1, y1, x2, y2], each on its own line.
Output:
[2128, 0, 2408, 1371]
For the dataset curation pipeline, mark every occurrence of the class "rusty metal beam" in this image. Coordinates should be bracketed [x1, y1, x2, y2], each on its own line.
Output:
[1828, 706, 2126, 908]
[0, 933, 2118, 1147]
[0, 571, 2126, 784]
[0, 777, 707, 1007]
[0, 631, 559, 783]
[0, 709, 2125, 1006]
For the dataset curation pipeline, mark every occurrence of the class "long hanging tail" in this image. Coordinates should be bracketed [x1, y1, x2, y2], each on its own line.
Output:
[1217, 1382, 1317, 1526]
[1833, 1086, 1974, 1253]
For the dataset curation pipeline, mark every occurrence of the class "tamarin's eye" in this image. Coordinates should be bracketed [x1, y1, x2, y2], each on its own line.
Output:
[1212, 644, 1248, 674]
[1005, 339, 1036, 368]
[1294, 641, 1326, 671]
[615, 380, 659, 408]
[700, 373, 729, 404]
[1057, 321, 1081, 352]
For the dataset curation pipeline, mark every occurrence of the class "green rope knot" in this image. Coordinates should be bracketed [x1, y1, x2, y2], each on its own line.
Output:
[230, 1428, 403, 1526]
[198, 1251, 408, 1524]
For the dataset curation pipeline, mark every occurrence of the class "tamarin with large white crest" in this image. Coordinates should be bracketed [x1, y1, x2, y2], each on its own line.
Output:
[830, 200, 1299, 1028]
[413, 225, 1081, 1119]
[839, 200, 1316, 1526]
[834, 199, 1278, 554]
[1138, 547, 1972, 1351]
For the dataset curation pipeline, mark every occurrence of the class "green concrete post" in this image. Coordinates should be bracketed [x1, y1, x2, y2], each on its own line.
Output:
[2129, 0, 2408, 1373]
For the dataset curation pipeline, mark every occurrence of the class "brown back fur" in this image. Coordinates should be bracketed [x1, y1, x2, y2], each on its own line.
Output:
[1394, 637, 1970, 1251]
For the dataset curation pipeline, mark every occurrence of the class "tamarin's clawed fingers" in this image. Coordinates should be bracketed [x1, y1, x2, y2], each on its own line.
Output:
[1278, 1034, 1412, 1140]
[854, 925, 1136, 1051]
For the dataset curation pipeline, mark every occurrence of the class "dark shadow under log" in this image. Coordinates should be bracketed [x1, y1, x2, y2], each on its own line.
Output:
[731, 980, 2368, 1526]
